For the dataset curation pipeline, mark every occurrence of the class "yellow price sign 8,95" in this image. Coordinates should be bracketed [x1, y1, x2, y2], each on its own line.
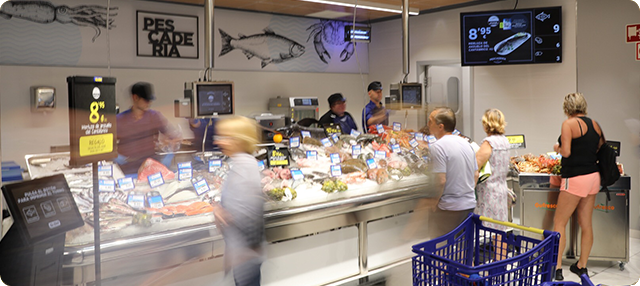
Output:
[505, 134, 526, 149]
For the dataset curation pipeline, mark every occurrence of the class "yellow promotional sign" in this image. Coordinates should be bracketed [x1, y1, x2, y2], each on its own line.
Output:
[505, 134, 526, 149]
[79, 134, 114, 156]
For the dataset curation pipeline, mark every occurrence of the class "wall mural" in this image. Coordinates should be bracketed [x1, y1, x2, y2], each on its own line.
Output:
[307, 20, 354, 64]
[219, 28, 305, 68]
[0, 1, 118, 42]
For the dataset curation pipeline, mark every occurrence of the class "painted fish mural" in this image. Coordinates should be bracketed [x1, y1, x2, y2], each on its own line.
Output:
[307, 20, 355, 64]
[0, 1, 118, 42]
[219, 28, 305, 68]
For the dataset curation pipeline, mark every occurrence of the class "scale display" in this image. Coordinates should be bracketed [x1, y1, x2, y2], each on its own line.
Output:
[460, 6, 562, 66]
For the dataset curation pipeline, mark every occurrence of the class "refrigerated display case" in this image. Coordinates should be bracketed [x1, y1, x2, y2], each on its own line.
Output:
[518, 173, 630, 269]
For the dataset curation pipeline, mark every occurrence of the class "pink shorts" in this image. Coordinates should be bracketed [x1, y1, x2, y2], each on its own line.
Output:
[558, 172, 601, 197]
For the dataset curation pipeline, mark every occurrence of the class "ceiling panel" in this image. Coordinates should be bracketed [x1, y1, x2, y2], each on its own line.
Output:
[151, 0, 496, 22]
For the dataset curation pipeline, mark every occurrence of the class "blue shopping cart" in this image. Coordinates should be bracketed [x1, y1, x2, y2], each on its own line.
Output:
[541, 274, 597, 286]
[412, 213, 560, 286]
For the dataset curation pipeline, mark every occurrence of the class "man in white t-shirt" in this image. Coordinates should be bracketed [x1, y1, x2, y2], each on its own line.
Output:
[426, 107, 478, 238]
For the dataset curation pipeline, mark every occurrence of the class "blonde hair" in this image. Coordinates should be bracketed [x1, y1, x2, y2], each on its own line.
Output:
[563, 92, 587, 116]
[216, 116, 260, 154]
[482, 108, 506, 135]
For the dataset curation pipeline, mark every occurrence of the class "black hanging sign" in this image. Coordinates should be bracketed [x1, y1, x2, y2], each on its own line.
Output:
[267, 147, 290, 167]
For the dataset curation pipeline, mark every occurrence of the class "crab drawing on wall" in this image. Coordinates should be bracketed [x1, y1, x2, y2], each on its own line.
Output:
[306, 20, 354, 64]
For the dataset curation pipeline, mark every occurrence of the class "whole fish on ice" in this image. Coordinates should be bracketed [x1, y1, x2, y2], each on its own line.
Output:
[219, 28, 305, 68]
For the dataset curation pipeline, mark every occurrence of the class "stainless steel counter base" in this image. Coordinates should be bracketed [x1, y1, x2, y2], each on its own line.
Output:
[62, 182, 432, 285]
[518, 174, 630, 267]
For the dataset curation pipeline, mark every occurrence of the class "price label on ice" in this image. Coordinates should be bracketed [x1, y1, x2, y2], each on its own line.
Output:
[366, 158, 378, 169]
[330, 153, 340, 164]
[209, 159, 222, 172]
[193, 179, 210, 195]
[98, 165, 112, 177]
[291, 169, 304, 181]
[352, 145, 361, 157]
[453, 129, 461, 135]
[99, 179, 115, 192]
[376, 124, 384, 134]
[117, 177, 135, 191]
[350, 129, 361, 137]
[147, 194, 164, 209]
[330, 165, 342, 177]
[392, 144, 401, 154]
[301, 131, 311, 138]
[409, 139, 419, 148]
[178, 168, 192, 181]
[375, 150, 386, 159]
[127, 193, 145, 209]
[178, 162, 192, 169]
[321, 138, 333, 147]
[306, 150, 318, 160]
[290, 136, 300, 148]
[426, 135, 437, 144]
[393, 122, 401, 131]
[331, 133, 339, 143]
[415, 133, 424, 141]
[148, 172, 165, 188]
[258, 160, 266, 171]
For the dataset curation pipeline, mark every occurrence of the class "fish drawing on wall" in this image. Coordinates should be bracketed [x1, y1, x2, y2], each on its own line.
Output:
[219, 28, 305, 68]
[307, 20, 354, 64]
[0, 1, 118, 42]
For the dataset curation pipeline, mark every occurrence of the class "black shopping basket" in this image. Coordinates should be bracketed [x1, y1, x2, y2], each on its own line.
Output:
[412, 213, 560, 286]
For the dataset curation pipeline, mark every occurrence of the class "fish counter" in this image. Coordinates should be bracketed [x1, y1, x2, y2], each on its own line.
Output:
[21, 130, 435, 285]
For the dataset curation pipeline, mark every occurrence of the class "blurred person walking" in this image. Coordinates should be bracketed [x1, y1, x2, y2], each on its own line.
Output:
[552, 93, 603, 281]
[213, 116, 265, 286]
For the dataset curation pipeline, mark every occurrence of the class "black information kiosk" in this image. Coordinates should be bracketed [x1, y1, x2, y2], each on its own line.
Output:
[0, 174, 84, 286]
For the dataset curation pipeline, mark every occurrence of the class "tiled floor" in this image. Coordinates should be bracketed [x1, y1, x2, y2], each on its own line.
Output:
[556, 236, 640, 285]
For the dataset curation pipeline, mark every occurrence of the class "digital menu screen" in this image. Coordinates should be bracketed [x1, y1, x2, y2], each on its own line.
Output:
[196, 83, 233, 116]
[1, 174, 84, 244]
[460, 6, 562, 66]
[401, 84, 422, 109]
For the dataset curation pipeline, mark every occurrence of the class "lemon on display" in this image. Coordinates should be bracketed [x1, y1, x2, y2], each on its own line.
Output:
[273, 133, 283, 143]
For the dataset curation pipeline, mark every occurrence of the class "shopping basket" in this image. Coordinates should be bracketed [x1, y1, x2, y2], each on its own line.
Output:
[412, 213, 560, 286]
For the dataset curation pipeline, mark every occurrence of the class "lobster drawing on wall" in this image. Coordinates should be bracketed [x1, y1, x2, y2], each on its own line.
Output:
[0, 1, 118, 42]
[306, 20, 355, 64]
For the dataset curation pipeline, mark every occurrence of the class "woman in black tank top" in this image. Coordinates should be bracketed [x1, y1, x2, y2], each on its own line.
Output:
[551, 93, 604, 281]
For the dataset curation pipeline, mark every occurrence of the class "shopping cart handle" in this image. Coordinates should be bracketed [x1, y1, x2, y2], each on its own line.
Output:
[478, 215, 547, 235]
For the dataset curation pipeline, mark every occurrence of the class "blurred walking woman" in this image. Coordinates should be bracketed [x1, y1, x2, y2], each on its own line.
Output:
[474, 109, 510, 229]
[213, 116, 265, 286]
[552, 93, 603, 281]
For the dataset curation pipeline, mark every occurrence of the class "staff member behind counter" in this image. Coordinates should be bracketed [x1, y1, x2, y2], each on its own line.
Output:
[362, 81, 389, 133]
[116, 82, 181, 174]
[318, 93, 358, 134]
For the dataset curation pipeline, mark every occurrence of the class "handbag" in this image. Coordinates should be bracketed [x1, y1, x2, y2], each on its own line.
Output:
[477, 161, 492, 184]
[596, 128, 620, 201]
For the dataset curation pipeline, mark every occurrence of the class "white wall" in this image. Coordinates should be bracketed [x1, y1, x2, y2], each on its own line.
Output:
[0, 66, 369, 166]
[575, 0, 640, 229]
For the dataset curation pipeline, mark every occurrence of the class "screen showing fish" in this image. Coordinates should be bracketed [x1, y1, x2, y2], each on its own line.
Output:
[460, 6, 562, 66]
[196, 83, 233, 116]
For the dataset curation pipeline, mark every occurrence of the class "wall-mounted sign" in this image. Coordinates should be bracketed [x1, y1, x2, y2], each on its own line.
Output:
[137, 11, 199, 59]
[626, 24, 640, 43]
[636, 43, 640, 61]
[505, 134, 526, 149]
[67, 76, 118, 167]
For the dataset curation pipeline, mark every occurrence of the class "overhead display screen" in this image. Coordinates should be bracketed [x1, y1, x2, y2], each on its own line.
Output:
[460, 6, 562, 66]
[195, 83, 233, 116]
[1, 174, 84, 244]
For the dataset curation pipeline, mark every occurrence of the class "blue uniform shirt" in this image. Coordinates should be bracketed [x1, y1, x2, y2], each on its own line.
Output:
[318, 110, 358, 134]
[362, 100, 389, 133]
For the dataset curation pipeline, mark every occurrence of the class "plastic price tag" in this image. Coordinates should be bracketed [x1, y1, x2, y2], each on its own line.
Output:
[321, 138, 333, 147]
[193, 179, 210, 195]
[306, 151, 318, 160]
[98, 165, 112, 177]
[330, 153, 340, 164]
[330, 165, 342, 177]
[257, 160, 266, 171]
[352, 145, 361, 157]
[426, 135, 437, 144]
[453, 129, 461, 135]
[209, 159, 222, 172]
[350, 129, 361, 137]
[409, 138, 419, 148]
[98, 179, 115, 192]
[178, 168, 192, 181]
[117, 177, 135, 191]
[178, 162, 192, 169]
[148, 172, 165, 188]
[291, 169, 304, 181]
[146, 192, 164, 209]
[290, 136, 300, 148]
[376, 124, 384, 134]
[375, 150, 386, 159]
[393, 122, 401, 131]
[301, 131, 311, 138]
[127, 192, 145, 209]
[392, 144, 401, 154]
[331, 133, 339, 143]
[415, 133, 424, 141]
[366, 158, 378, 169]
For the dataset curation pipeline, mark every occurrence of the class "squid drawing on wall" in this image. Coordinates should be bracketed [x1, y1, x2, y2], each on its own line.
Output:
[0, 1, 118, 42]
[219, 28, 305, 68]
[307, 20, 354, 64]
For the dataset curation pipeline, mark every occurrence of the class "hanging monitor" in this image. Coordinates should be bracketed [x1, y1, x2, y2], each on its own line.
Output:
[191, 81, 234, 118]
[400, 83, 422, 109]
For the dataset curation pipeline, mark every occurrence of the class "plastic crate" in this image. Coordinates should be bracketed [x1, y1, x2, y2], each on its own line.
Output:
[540, 274, 596, 286]
[412, 213, 560, 286]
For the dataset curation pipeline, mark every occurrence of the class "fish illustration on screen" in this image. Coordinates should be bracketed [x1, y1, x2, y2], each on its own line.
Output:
[219, 28, 305, 68]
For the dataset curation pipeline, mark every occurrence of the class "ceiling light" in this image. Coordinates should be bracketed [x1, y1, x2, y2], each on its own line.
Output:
[301, 0, 419, 16]
[633, 0, 640, 9]
[0, 0, 9, 8]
